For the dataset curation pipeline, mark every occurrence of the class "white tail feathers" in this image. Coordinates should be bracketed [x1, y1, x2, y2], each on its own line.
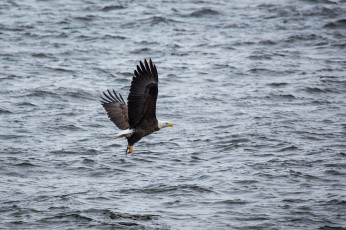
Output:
[110, 129, 133, 139]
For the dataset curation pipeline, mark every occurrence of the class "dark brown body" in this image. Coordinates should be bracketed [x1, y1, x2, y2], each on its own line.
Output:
[127, 119, 159, 146]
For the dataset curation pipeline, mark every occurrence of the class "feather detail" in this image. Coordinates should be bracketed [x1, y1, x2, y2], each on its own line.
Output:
[127, 58, 158, 128]
[110, 129, 133, 139]
[101, 90, 129, 130]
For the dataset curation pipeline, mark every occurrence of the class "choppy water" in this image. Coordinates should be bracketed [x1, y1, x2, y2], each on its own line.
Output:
[1, 0, 346, 229]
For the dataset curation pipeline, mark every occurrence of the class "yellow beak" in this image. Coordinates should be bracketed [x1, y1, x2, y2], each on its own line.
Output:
[168, 123, 173, 127]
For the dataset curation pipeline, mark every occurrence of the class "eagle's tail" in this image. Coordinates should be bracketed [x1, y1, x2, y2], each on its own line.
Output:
[110, 129, 133, 139]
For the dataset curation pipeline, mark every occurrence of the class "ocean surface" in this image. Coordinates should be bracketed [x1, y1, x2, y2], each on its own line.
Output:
[0, 0, 345, 229]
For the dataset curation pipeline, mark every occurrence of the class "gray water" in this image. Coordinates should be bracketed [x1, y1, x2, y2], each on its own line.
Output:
[1, 0, 345, 229]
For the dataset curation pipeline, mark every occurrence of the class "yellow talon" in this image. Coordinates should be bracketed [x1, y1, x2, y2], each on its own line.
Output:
[126, 146, 133, 154]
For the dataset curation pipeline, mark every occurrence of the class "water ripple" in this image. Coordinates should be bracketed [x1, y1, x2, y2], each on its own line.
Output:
[0, 0, 345, 229]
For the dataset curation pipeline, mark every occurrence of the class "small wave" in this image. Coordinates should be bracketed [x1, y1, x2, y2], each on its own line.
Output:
[101, 5, 125, 12]
[189, 8, 220, 17]
[56, 32, 68, 38]
[305, 87, 326, 93]
[14, 162, 37, 167]
[231, 138, 250, 144]
[259, 40, 277, 45]
[76, 34, 98, 41]
[4, 171, 26, 178]
[0, 108, 11, 114]
[150, 16, 180, 25]
[268, 82, 288, 87]
[301, 0, 338, 4]
[267, 93, 296, 100]
[130, 47, 153, 54]
[50, 149, 79, 155]
[279, 145, 298, 152]
[331, 42, 346, 48]
[82, 158, 95, 165]
[26, 89, 60, 98]
[323, 199, 346, 206]
[190, 155, 203, 161]
[235, 215, 269, 222]
[74, 15, 96, 21]
[41, 212, 93, 223]
[324, 163, 344, 169]
[213, 124, 235, 129]
[138, 40, 160, 46]
[57, 18, 71, 24]
[223, 23, 250, 29]
[58, 124, 82, 131]
[0, 134, 26, 140]
[52, 209, 158, 227]
[233, 179, 259, 184]
[102, 34, 127, 40]
[15, 102, 37, 107]
[171, 51, 189, 56]
[0, 74, 18, 80]
[280, 94, 296, 99]
[63, 89, 93, 100]
[46, 66, 75, 73]
[216, 199, 248, 205]
[31, 53, 57, 59]
[324, 169, 344, 176]
[213, 63, 236, 69]
[232, 41, 256, 47]
[248, 54, 272, 60]
[83, 148, 99, 155]
[248, 68, 274, 74]
[285, 33, 322, 42]
[324, 19, 346, 28]
[257, 3, 276, 9]
[2, 147, 24, 155]
[106, 210, 158, 221]
[120, 183, 214, 194]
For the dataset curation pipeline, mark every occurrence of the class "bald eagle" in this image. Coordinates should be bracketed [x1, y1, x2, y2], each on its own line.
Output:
[100, 59, 173, 154]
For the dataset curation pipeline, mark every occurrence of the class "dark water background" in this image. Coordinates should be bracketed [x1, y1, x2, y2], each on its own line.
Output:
[1, 0, 345, 229]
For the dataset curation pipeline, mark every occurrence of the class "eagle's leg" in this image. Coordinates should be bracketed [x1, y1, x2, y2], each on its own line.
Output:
[126, 145, 133, 155]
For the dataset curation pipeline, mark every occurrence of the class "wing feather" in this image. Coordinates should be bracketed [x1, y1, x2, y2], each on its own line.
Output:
[127, 59, 158, 128]
[100, 90, 129, 130]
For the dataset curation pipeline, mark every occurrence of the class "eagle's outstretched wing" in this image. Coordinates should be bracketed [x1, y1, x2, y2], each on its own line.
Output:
[127, 59, 158, 128]
[100, 89, 129, 130]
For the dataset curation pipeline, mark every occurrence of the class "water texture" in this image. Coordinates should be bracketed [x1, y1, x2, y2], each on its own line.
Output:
[0, 0, 345, 229]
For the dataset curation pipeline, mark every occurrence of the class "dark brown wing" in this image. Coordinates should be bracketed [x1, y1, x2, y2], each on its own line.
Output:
[100, 89, 129, 130]
[127, 59, 158, 129]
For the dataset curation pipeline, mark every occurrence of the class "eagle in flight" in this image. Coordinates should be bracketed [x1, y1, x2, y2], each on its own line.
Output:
[100, 59, 173, 154]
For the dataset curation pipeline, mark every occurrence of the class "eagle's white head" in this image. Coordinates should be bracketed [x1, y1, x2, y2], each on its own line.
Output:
[158, 120, 173, 129]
